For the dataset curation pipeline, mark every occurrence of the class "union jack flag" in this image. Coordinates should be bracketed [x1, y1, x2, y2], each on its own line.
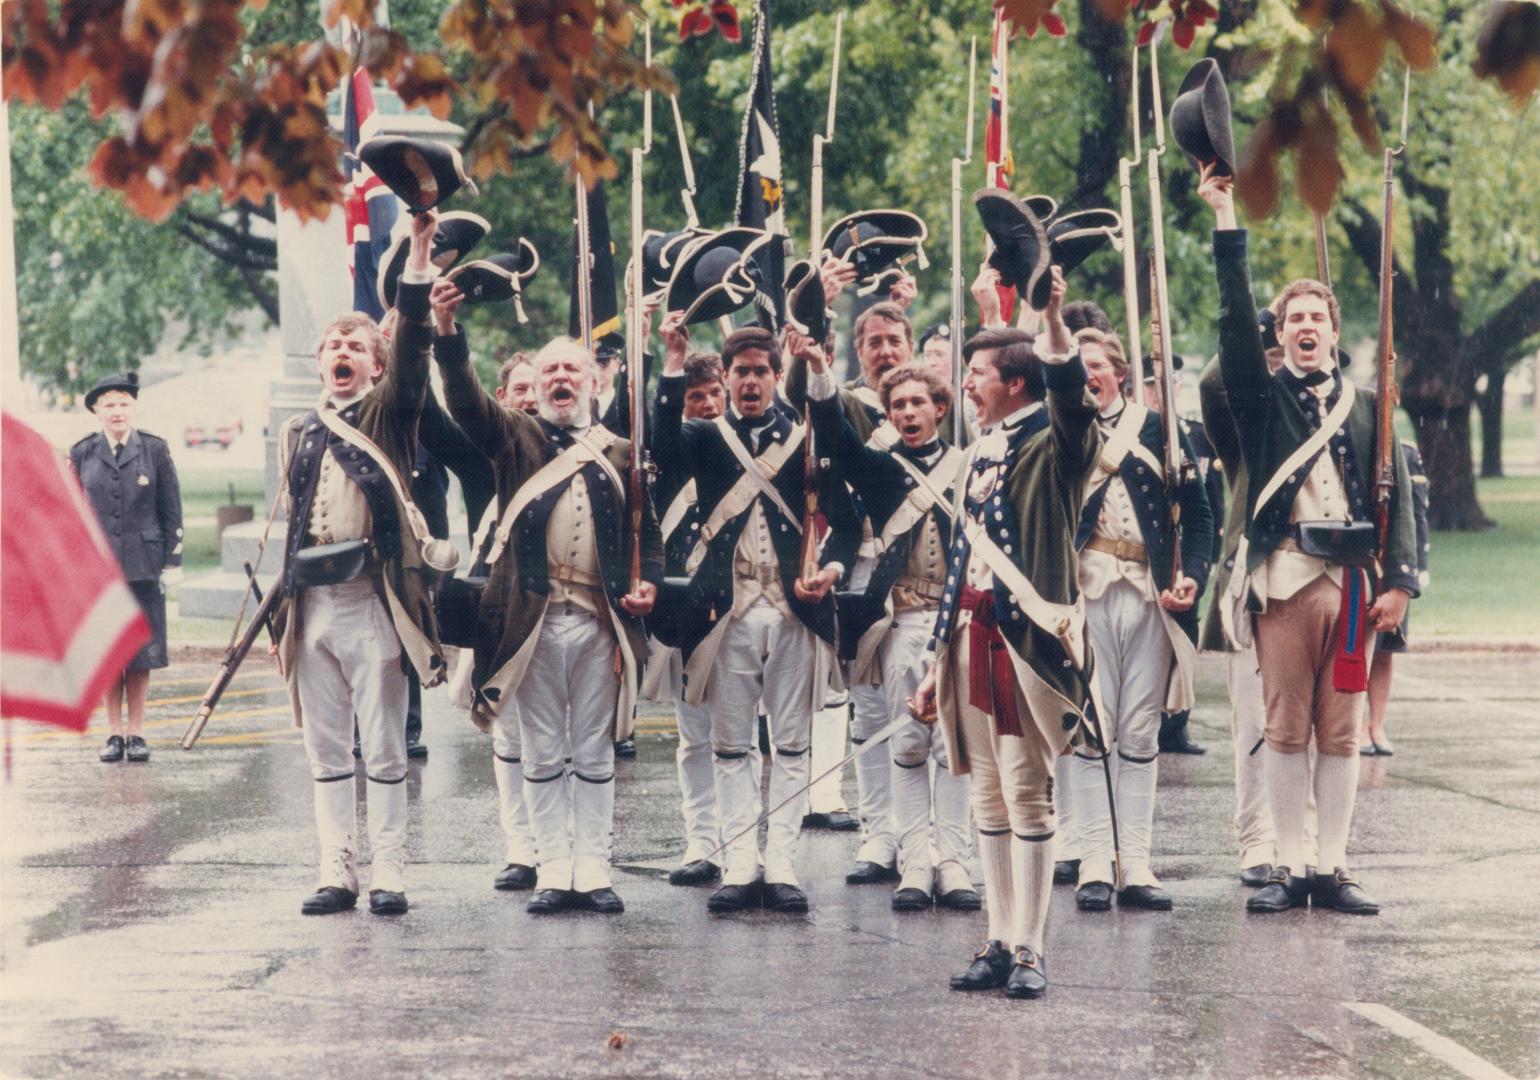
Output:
[984, 7, 1016, 319]
[343, 67, 398, 320]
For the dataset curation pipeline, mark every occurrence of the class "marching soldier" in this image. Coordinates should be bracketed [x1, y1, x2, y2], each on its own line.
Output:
[275, 210, 445, 918]
[433, 297, 662, 916]
[796, 337, 981, 914]
[913, 267, 1104, 999]
[654, 325, 863, 913]
[1202, 165, 1418, 916]
[1068, 329, 1212, 912]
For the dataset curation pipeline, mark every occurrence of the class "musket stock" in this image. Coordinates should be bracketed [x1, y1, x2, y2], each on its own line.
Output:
[180, 585, 281, 750]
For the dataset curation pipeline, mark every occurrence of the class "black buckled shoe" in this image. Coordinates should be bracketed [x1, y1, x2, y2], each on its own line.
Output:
[846, 860, 900, 885]
[406, 740, 429, 760]
[494, 863, 536, 891]
[802, 810, 859, 831]
[613, 736, 637, 759]
[527, 889, 570, 914]
[125, 735, 150, 762]
[763, 883, 809, 913]
[949, 940, 1013, 991]
[707, 881, 760, 913]
[1053, 859, 1080, 886]
[891, 887, 932, 912]
[369, 890, 408, 916]
[936, 887, 983, 911]
[301, 886, 358, 915]
[668, 859, 722, 887]
[1239, 863, 1273, 888]
[1075, 882, 1114, 912]
[1118, 884, 1174, 910]
[1312, 868, 1380, 915]
[1005, 947, 1048, 999]
[575, 887, 625, 914]
[99, 736, 125, 763]
[1246, 867, 1311, 913]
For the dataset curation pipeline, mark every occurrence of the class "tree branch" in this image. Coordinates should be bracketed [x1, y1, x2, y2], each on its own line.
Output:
[180, 209, 277, 259]
[1463, 279, 1540, 371]
[175, 224, 277, 272]
[237, 263, 279, 324]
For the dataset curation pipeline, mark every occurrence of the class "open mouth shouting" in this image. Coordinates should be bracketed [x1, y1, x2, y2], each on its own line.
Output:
[548, 383, 576, 407]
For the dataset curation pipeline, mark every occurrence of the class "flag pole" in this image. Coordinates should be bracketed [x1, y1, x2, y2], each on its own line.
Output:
[950, 36, 978, 447]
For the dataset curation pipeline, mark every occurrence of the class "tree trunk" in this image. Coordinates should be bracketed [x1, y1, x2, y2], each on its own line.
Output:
[1478, 365, 1506, 478]
[1407, 403, 1495, 531]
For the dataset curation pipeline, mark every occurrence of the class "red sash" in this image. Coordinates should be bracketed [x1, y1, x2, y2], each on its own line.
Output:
[959, 585, 1024, 737]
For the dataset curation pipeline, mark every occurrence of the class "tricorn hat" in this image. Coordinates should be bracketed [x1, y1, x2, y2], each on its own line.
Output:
[783, 258, 832, 344]
[358, 136, 479, 214]
[447, 239, 540, 321]
[1031, 208, 1124, 311]
[1169, 58, 1236, 178]
[664, 228, 773, 326]
[378, 211, 491, 310]
[635, 227, 713, 302]
[821, 210, 929, 291]
[84, 371, 140, 411]
[974, 189, 1051, 310]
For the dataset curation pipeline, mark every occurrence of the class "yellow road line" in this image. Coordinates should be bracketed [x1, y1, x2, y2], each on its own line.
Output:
[14, 704, 293, 744]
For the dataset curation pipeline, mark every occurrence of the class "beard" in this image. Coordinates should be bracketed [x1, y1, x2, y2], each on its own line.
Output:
[538, 385, 593, 428]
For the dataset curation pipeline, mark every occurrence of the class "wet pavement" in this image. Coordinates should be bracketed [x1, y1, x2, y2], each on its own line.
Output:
[2, 651, 1537, 1079]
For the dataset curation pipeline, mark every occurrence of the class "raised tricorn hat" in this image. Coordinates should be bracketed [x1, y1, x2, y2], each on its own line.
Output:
[821, 209, 929, 289]
[664, 227, 772, 326]
[1169, 58, 1236, 178]
[84, 371, 140, 411]
[1031, 208, 1124, 311]
[783, 258, 832, 344]
[974, 189, 1051, 310]
[446, 239, 540, 320]
[357, 136, 480, 214]
[378, 211, 491, 311]
[635, 227, 713, 301]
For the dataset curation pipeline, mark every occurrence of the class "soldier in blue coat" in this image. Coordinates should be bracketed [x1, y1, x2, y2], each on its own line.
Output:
[71, 372, 183, 764]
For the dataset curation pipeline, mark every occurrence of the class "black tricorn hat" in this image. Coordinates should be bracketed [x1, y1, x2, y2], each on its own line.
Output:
[84, 371, 140, 411]
[821, 210, 929, 290]
[378, 211, 491, 310]
[664, 228, 772, 326]
[447, 239, 540, 319]
[974, 189, 1051, 310]
[358, 136, 480, 214]
[1032, 208, 1124, 311]
[1169, 58, 1236, 178]
[635, 227, 713, 301]
[783, 258, 832, 344]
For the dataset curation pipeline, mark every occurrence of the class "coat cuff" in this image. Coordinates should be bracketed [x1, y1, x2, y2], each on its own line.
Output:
[1213, 229, 1248, 259]
[433, 328, 469, 366]
[1384, 568, 1420, 600]
[1043, 352, 1088, 395]
[397, 279, 433, 324]
[656, 374, 687, 415]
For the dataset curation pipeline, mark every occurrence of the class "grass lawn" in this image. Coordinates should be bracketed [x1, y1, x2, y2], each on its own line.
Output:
[1414, 473, 1540, 639]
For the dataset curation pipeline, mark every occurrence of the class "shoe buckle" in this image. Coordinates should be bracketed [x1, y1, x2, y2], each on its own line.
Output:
[1014, 947, 1038, 969]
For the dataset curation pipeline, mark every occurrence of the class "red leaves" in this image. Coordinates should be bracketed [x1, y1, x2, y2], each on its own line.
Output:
[678, 7, 714, 40]
[712, 2, 743, 43]
[1041, 13, 1068, 38]
[393, 53, 456, 121]
[1475, 1, 1540, 106]
[677, 1, 739, 43]
[997, 0, 1065, 40]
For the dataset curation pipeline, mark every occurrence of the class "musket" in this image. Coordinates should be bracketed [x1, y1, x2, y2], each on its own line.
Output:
[1373, 67, 1410, 582]
[800, 13, 842, 586]
[180, 570, 281, 750]
[1143, 22, 1191, 590]
[1119, 37, 1145, 387]
[1313, 88, 1333, 287]
[627, 22, 654, 594]
[949, 36, 978, 447]
[667, 93, 701, 230]
[575, 143, 595, 351]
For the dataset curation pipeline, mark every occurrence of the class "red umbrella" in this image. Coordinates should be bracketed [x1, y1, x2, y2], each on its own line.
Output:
[1, 411, 149, 731]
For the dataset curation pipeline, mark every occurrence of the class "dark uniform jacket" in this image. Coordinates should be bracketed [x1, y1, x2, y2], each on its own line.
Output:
[418, 393, 496, 545]
[1198, 355, 1248, 652]
[272, 279, 445, 703]
[1214, 229, 1419, 601]
[652, 373, 863, 657]
[1074, 405, 1213, 641]
[1184, 416, 1226, 565]
[931, 361, 1101, 715]
[70, 429, 183, 582]
[434, 329, 663, 723]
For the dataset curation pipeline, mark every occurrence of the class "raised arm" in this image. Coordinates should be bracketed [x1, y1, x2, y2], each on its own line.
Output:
[1199, 165, 1270, 429]
[384, 211, 438, 421]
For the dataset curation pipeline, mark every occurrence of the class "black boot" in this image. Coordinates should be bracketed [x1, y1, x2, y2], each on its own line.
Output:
[1158, 711, 1207, 754]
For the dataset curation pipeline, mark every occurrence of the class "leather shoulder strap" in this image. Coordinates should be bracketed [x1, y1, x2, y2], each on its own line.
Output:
[1250, 379, 1357, 521]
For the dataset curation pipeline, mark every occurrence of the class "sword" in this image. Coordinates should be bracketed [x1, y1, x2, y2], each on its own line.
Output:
[698, 708, 913, 869]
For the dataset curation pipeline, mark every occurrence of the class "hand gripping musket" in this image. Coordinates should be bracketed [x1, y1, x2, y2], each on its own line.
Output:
[1144, 24, 1193, 590]
[181, 561, 280, 750]
[627, 22, 655, 594]
[800, 13, 843, 586]
[1119, 40, 1146, 387]
[949, 37, 978, 447]
[1374, 67, 1411, 583]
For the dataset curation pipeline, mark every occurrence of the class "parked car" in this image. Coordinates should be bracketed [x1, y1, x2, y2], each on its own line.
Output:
[184, 415, 244, 449]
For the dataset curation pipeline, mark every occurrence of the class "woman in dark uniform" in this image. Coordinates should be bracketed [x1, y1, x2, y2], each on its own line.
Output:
[69, 372, 183, 763]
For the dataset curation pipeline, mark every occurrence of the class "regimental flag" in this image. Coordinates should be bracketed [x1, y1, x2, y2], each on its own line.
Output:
[734, 0, 786, 330]
[343, 67, 398, 321]
[568, 180, 622, 344]
[984, 8, 1016, 320]
[1, 413, 149, 731]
